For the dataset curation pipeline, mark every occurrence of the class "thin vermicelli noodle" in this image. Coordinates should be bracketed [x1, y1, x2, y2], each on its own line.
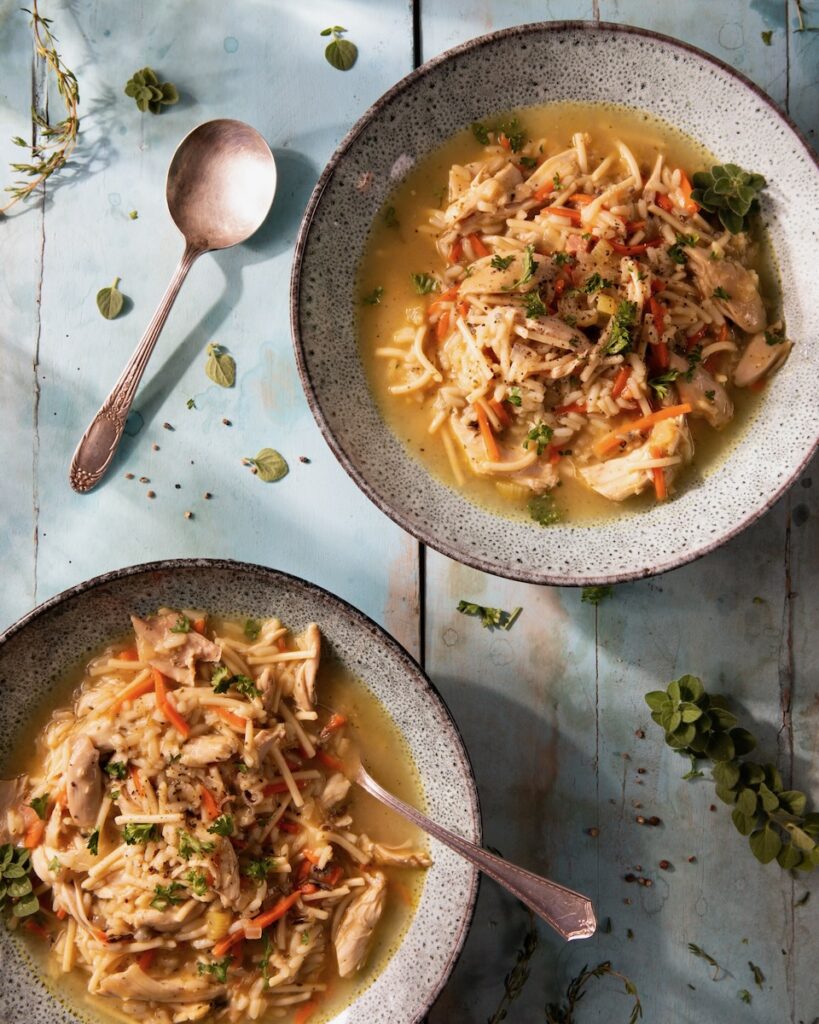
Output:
[5, 611, 430, 1023]
[370, 115, 792, 509]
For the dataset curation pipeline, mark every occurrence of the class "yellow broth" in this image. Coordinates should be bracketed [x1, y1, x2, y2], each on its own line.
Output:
[357, 101, 776, 525]
[6, 621, 429, 1024]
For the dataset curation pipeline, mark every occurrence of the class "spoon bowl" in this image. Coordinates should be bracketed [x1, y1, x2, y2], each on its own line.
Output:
[69, 119, 276, 493]
[166, 118, 277, 250]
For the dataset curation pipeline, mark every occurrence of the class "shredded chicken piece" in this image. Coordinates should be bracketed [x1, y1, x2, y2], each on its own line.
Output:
[66, 735, 103, 828]
[359, 834, 433, 869]
[334, 871, 387, 977]
[733, 330, 792, 387]
[99, 964, 224, 1003]
[131, 613, 222, 685]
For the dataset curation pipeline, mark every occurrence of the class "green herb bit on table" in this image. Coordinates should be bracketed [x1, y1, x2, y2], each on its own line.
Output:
[205, 343, 235, 388]
[487, 909, 538, 1024]
[456, 600, 522, 631]
[320, 26, 358, 71]
[646, 675, 819, 871]
[124, 67, 179, 114]
[545, 961, 643, 1024]
[245, 448, 289, 483]
[581, 586, 613, 606]
[97, 277, 124, 320]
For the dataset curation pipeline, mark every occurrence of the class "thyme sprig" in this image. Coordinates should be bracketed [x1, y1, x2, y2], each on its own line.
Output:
[2, 1, 80, 214]
[487, 909, 539, 1023]
[545, 961, 643, 1024]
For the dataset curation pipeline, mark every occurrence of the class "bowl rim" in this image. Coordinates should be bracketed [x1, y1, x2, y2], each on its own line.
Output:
[0, 557, 482, 1024]
[290, 19, 819, 586]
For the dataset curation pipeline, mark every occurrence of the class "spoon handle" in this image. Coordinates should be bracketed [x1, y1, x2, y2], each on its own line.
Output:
[356, 766, 596, 942]
[69, 244, 201, 493]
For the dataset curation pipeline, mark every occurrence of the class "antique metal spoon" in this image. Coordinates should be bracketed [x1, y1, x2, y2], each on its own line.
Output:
[355, 762, 597, 941]
[69, 119, 276, 493]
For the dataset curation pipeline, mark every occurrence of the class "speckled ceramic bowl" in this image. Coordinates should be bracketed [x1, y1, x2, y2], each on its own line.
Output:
[0, 559, 480, 1024]
[291, 22, 819, 585]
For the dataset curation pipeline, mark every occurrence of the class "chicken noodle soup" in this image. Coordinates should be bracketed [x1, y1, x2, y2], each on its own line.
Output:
[2, 611, 430, 1023]
[359, 103, 789, 522]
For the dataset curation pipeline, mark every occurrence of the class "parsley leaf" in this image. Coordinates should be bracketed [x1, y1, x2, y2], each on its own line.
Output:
[243, 856, 277, 881]
[259, 933, 274, 988]
[207, 815, 234, 837]
[362, 286, 384, 306]
[528, 493, 560, 526]
[552, 251, 571, 267]
[151, 881, 185, 910]
[519, 155, 537, 169]
[552, 172, 562, 189]
[712, 286, 731, 300]
[584, 272, 613, 293]
[522, 422, 554, 456]
[581, 586, 613, 606]
[471, 121, 490, 145]
[177, 830, 215, 859]
[47, 856, 62, 874]
[704, 390, 716, 402]
[764, 330, 785, 346]
[505, 245, 538, 291]
[197, 957, 233, 984]
[244, 619, 261, 640]
[123, 823, 157, 845]
[104, 761, 128, 780]
[667, 233, 698, 264]
[685, 346, 703, 381]
[232, 674, 261, 698]
[170, 615, 191, 634]
[29, 794, 49, 820]
[499, 117, 526, 152]
[410, 272, 439, 295]
[507, 387, 522, 407]
[87, 829, 100, 856]
[186, 869, 209, 896]
[523, 291, 546, 318]
[211, 664, 231, 693]
[602, 300, 638, 355]
[490, 254, 514, 271]
[457, 601, 522, 631]
[648, 370, 681, 399]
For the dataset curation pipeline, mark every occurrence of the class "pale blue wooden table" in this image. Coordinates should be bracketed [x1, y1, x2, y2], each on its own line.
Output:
[1, 1, 817, 1021]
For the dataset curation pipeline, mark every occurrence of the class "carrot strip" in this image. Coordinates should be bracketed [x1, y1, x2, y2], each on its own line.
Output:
[325, 866, 344, 887]
[554, 277, 567, 298]
[547, 446, 561, 466]
[498, 133, 511, 151]
[448, 237, 463, 264]
[467, 233, 489, 259]
[655, 194, 674, 213]
[609, 237, 663, 255]
[119, 648, 139, 661]
[276, 637, 288, 653]
[23, 920, 50, 940]
[129, 765, 145, 798]
[296, 858, 313, 882]
[456, 300, 470, 318]
[533, 181, 555, 202]
[650, 278, 667, 294]
[263, 779, 308, 796]
[549, 206, 582, 224]
[435, 310, 451, 342]
[93, 928, 109, 945]
[567, 192, 594, 205]
[488, 399, 511, 429]
[611, 366, 631, 399]
[23, 807, 45, 850]
[215, 706, 248, 731]
[200, 784, 220, 820]
[316, 750, 344, 773]
[323, 713, 347, 734]
[649, 297, 666, 341]
[137, 948, 157, 972]
[294, 1001, 321, 1024]
[152, 669, 190, 740]
[55, 907, 67, 921]
[427, 285, 459, 317]
[109, 676, 155, 715]
[554, 401, 586, 415]
[651, 447, 668, 500]
[278, 820, 301, 835]
[718, 322, 730, 343]
[679, 170, 699, 215]
[653, 341, 670, 371]
[474, 404, 500, 461]
[192, 618, 206, 635]
[686, 325, 708, 350]
[594, 403, 693, 457]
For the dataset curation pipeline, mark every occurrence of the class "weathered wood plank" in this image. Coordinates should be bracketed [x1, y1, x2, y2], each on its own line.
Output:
[1, 0, 420, 654]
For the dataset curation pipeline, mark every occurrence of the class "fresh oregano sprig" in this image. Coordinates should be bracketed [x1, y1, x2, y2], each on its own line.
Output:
[2, 1, 80, 214]
[646, 676, 819, 871]
[124, 67, 179, 114]
[0, 844, 40, 918]
[689, 164, 766, 234]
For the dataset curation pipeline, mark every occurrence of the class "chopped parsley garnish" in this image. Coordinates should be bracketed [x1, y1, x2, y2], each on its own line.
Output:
[86, 829, 100, 856]
[685, 346, 703, 381]
[523, 290, 546, 318]
[648, 370, 681, 400]
[197, 957, 233, 984]
[170, 615, 191, 634]
[581, 586, 613, 606]
[177, 830, 216, 859]
[507, 387, 522, 407]
[712, 286, 731, 300]
[186, 398, 196, 410]
[410, 272, 439, 295]
[456, 601, 522, 631]
[29, 794, 49, 820]
[528, 493, 560, 526]
[552, 173, 562, 189]
[232, 674, 261, 698]
[601, 300, 638, 355]
[243, 856, 277, 881]
[207, 814, 234, 837]
[490, 254, 515, 271]
[584, 272, 613, 293]
[259, 933, 274, 988]
[47, 856, 62, 874]
[123, 823, 158, 845]
[211, 664, 231, 692]
[383, 205, 400, 229]
[471, 121, 490, 145]
[151, 882, 185, 910]
[499, 117, 526, 152]
[104, 761, 128, 780]
[552, 251, 571, 267]
[764, 330, 785, 346]
[522, 422, 554, 456]
[244, 618, 261, 640]
[186, 869, 209, 896]
[211, 667, 259, 698]
[519, 155, 537, 169]
[667, 233, 698, 264]
[362, 286, 384, 306]
[705, 390, 716, 402]
[505, 244, 538, 291]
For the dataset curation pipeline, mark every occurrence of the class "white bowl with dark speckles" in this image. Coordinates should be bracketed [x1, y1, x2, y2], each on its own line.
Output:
[0, 559, 480, 1024]
[291, 21, 819, 585]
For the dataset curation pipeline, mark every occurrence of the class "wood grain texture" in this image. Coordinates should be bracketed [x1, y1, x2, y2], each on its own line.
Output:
[419, 1, 818, 1021]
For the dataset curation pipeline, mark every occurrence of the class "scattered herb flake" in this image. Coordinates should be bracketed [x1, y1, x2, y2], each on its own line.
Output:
[197, 956, 233, 984]
[170, 614, 191, 634]
[151, 881, 185, 909]
[471, 121, 490, 145]
[244, 618, 261, 641]
[177, 830, 216, 859]
[688, 943, 726, 981]
[456, 600, 522, 631]
[581, 586, 613, 606]
[362, 286, 384, 305]
[764, 330, 785, 346]
[104, 760, 127, 780]
[490, 254, 515, 271]
[29, 794, 49, 820]
[649, 369, 681, 400]
[738, 989, 752, 1004]
[522, 421, 553, 456]
[749, 962, 765, 988]
[86, 829, 100, 856]
[186, 869, 208, 896]
[712, 286, 731, 300]
[523, 290, 546, 318]
[122, 823, 158, 845]
[528, 493, 560, 526]
[507, 386, 522, 407]
[410, 272, 439, 295]
[761, 30, 773, 45]
[207, 814, 234, 837]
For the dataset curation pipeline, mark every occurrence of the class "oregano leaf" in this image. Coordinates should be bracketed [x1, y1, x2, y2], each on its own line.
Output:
[749, 825, 781, 864]
[204, 343, 236, 388]
[779, 790, 807, 817]
[777, 843, 802, 870]
[325, 37, 357, 71]
[247, 448, 288, 483]
[97, 277, 124, 319]
[732, 808, 755, 836]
